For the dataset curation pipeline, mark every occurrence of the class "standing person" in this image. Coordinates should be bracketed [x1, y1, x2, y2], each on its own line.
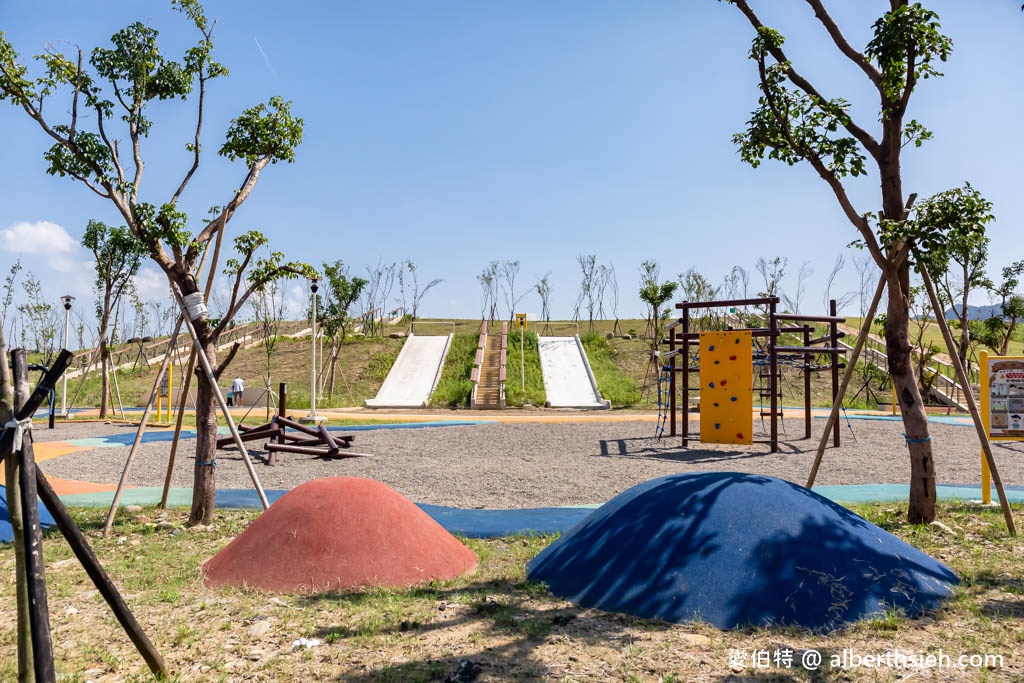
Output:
[229, 376, 245, 406]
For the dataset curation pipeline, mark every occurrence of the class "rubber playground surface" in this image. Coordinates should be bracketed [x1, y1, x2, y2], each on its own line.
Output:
[5, 408, 1022, 540]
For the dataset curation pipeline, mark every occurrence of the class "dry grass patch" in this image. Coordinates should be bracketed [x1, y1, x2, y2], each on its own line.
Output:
[1, 502, 1022, 681]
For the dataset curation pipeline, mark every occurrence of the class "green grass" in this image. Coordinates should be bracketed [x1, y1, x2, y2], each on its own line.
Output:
[504, 330, 546, 406]
[5, 501, 1022, 681]
[428, 334, 478, 407]
[580, 332, 641, 406]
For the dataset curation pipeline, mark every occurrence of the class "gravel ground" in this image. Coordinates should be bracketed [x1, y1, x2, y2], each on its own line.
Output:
[35, 416, 1024, 508]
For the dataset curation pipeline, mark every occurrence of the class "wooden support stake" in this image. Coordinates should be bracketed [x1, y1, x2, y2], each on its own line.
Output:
[807, 275, 885, 488]
[34, 470, 167, 676]
[102, 317, 185, 536]
[171, 285, 269, 510]
[160, 343, 197, 508]
[1, 350, 166, 678]
[917, 260, 1016, 535]
[4, 349, 34, 681]
[13, 351, 55, 683]
[830, 299, 841, 448]
[769, 300, 779, 453]
[803, 325, 812, 440]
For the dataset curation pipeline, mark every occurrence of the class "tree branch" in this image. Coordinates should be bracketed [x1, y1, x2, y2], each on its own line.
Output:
[186, 157, 270, 264]
[171, 72, 206, 205]
[213, 342, 239, 381]
[731, 0, 882, 162]
[213, 265, 308, 339]
[803, 0, 882, 88]
[69, 49, 83, 140]
[755, 53, 885, 269]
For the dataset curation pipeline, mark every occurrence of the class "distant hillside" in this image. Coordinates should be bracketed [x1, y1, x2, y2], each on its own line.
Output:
[943, 304, 1004, 320]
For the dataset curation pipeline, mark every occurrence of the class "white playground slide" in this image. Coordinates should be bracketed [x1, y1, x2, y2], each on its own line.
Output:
[538, 336, 611, 409]
[365, 334, 453, 408]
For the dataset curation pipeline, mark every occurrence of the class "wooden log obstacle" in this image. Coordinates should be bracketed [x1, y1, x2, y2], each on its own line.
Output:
[216, 383, 371, 464]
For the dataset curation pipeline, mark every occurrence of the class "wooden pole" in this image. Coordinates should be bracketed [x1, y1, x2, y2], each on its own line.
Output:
[769, 299, 778, 453]
[171, 285, 269, 510]
[803, 324, 812, 439]
[807, 273, 886, 488]
[1, 351, 167, 678]
[102, 317, 185, 535]
[830, 299, 841, 447]
[917, 260, 1016, 535]
[13, 351, 56, 683]
[33, 472, 168, 675]
[3, 349, 34, 681]
[681, 306, 689, 445]
[160, 344, 197, 508]
[158, 232, 222, 508]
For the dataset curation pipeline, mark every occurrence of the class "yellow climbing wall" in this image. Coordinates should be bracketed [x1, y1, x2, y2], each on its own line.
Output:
[699, 330, 753, 445]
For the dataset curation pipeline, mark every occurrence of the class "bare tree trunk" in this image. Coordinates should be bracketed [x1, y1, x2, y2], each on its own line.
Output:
[884, 265, 936, 524]
[99, 341, 110, 419]
[957, 269, 971, 370]
[189, 336, 218, 525]
[327, 342, 339, 396]
[1000, 317, 1017, 356]
[98, 298, 112, 419]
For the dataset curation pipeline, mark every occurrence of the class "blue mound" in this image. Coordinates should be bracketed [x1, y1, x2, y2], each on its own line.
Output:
[526, 472, 957, 632]
[1, 485, 56, 543]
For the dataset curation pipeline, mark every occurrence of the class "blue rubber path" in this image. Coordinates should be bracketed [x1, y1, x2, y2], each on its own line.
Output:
[6, 483, 1022, 543]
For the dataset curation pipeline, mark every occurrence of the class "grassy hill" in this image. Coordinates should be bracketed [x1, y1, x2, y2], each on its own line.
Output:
[60, 317, 888, 414]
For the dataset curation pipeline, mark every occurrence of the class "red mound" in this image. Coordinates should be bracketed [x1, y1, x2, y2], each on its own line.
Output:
[203, 477, 477, 593]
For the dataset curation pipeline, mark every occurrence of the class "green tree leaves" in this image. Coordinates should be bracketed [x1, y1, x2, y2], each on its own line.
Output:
[220, 96, 303, 166]
[866, 3, 952, 105]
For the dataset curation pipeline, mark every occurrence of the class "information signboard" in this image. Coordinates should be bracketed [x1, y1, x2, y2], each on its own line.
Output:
[980, 352, 1024, 440]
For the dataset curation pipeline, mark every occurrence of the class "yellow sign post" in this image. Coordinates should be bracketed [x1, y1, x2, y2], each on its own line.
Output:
[978, 351, 1024, 504]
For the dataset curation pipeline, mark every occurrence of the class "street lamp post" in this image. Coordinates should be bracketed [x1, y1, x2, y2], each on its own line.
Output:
[61, 295, 75, 417]
[301, 277, 323, 424]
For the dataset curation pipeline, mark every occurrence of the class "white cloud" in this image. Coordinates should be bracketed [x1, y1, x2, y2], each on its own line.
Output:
[0, 220, 77, 255]
[133, 267, 172, 302]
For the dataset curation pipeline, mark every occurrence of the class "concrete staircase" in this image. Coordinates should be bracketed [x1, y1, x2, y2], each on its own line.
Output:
[471, 322, 506, 409]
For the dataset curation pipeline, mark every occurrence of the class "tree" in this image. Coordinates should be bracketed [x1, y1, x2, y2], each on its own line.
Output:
[781, 261, 813, 314]
[400, 260, 443, 323]
[983, 260, 1024, 356]
[247, 276, 284, 415]
[2, 259, 21, 342]
[0, 1, 307, 524]
[319, 260, 367, 396]
[822, 254, 856, 313]
[477, 261, 499, 322]
[16, 272, 59, 365]
[578, 254, 600, 330]
[679, 267, 722, 328]
[535, 273, 553, 323]
[723, 0, 959, 522]
[913, 183, 994, 371]
[82, 219, 145, 418]
[497, 260, 528, 321]
[639, 260, 678, 340]
[360, 260, 396, 337]
[755, 256, 788, 317]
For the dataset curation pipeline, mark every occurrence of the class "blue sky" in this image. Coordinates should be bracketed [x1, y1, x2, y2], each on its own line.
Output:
[1, 0, 1022, 332]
